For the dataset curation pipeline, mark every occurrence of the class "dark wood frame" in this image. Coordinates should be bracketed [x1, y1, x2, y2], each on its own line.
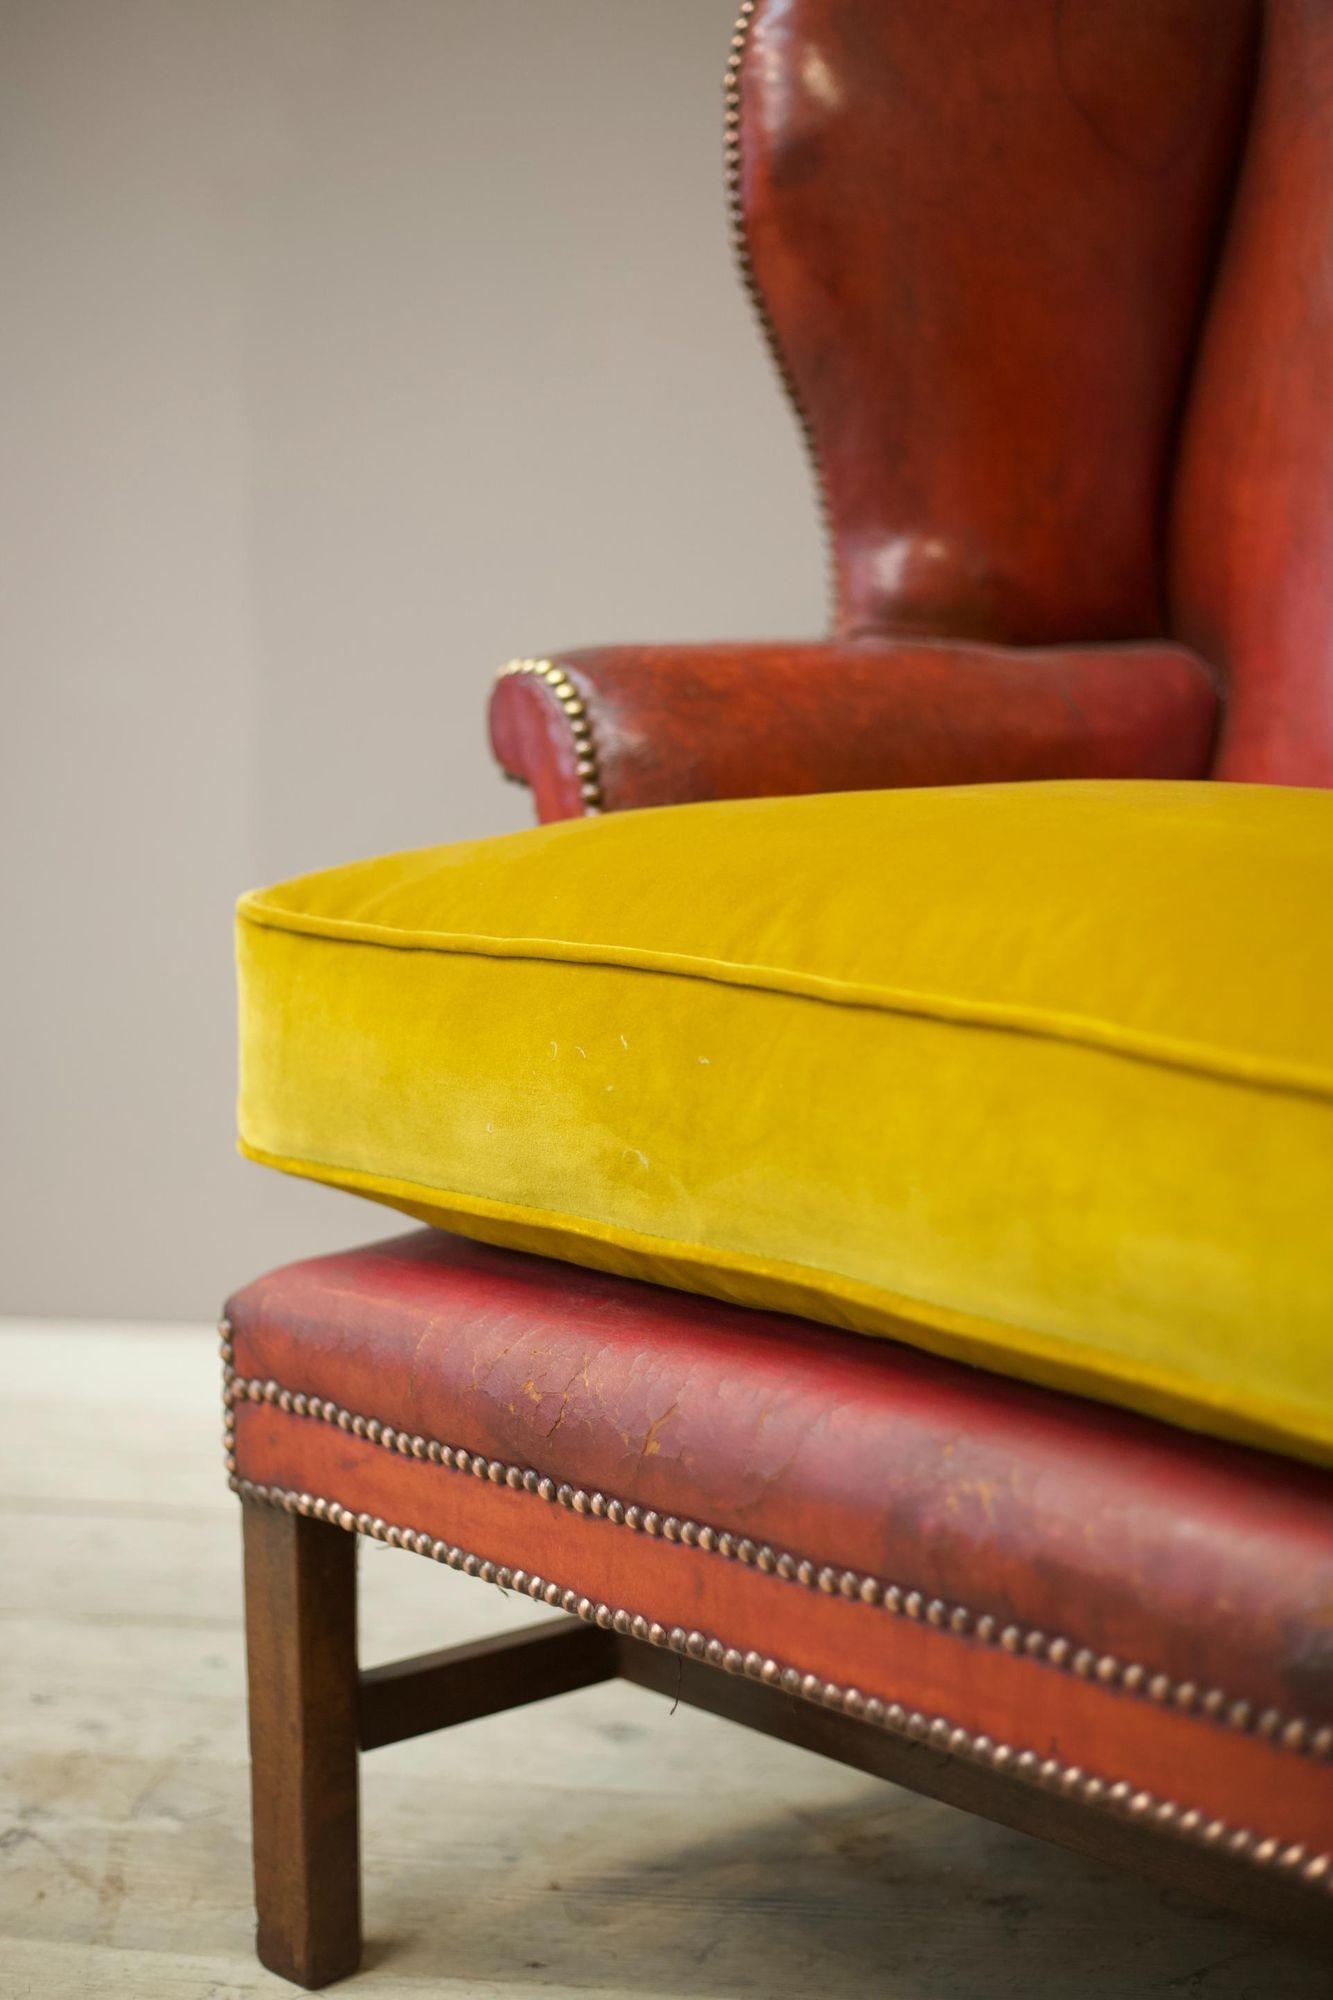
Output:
[243, 1499, 1333, 1988]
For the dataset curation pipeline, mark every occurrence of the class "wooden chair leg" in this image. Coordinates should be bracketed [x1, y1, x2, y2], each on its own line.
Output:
[242, 1498, 362, 1988]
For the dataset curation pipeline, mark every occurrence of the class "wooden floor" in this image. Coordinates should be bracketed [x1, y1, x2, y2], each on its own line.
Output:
[2, 1322, 1329, 1999]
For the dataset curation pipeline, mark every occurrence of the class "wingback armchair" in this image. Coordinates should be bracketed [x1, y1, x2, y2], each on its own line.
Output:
[226, 3, 1333, 1987]
[490, 0, 1332, 816]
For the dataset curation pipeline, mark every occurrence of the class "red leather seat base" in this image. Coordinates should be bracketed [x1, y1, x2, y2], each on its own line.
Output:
[224, 1228, 1333, 1897]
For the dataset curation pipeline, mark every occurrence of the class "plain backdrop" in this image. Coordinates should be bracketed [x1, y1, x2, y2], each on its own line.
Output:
[1, 0, 822, 1318]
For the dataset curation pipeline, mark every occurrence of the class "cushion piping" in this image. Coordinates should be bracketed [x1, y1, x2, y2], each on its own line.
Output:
[237, 1135, 1333, 1469]
[237, 899, 1333, 1104]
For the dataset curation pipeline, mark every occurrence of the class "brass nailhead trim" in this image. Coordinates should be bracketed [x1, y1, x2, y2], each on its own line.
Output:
[220, 1320, 237, 1478]
[230, 1470, 1333, 1898]
[497, 6, 837, 779]
[221, 1358, 1331, 1763]
[724, 0, 837, 623]
[495, 658, 603, 812]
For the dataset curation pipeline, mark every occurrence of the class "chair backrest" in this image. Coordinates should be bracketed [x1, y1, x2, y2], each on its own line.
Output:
[729, 0, 1333, 784]
[1168, 0, 1333, 782]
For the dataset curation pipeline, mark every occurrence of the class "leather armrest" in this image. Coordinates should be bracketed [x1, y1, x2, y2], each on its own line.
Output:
[488, 639, 1218, 822]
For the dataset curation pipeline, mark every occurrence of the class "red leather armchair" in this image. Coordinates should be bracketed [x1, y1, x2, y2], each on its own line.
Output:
[230, 4, 1333, 1985]
[490, 0, 1333, 820]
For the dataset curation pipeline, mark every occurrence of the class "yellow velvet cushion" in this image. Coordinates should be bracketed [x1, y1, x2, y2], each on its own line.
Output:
[237, 780, 1333, 1466]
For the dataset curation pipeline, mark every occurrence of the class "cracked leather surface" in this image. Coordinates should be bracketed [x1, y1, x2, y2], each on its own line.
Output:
[228, 1228, 1333, 1731]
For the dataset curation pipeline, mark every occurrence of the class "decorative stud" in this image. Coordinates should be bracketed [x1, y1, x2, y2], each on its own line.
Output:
[722, 0, 837, 617]
[225, 1372, 1324, 1758]
[495, 660, 604, 812]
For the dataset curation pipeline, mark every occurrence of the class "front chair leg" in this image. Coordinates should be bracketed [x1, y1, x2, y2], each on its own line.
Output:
[242, 1498, 362, 1988]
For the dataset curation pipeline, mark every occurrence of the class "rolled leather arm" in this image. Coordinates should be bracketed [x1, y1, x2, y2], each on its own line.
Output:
[488, 639, 1218, 822]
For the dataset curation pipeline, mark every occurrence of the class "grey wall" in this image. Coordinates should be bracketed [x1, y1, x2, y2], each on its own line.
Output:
[0, 0, 822, 1319]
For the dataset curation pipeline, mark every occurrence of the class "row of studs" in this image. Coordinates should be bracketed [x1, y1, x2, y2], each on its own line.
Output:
[222, 1324, 237, 1476]
[220, 1342, 1331, 1761]
[723, 0, 838, 622]
[230, 1469, 1332, 1897]
[495, 658, 602, 813]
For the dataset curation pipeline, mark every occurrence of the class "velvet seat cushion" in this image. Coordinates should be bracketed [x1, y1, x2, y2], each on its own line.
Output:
[236, 779, 1333, 1466]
